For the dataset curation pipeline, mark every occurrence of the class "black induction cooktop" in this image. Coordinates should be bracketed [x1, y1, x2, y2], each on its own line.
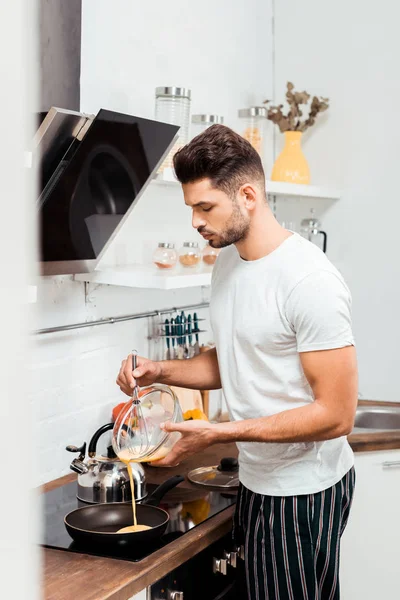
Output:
[41, 481, 236, 562]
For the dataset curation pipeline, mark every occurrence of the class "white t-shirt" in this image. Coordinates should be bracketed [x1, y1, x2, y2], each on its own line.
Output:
[210, 233, 355, 496]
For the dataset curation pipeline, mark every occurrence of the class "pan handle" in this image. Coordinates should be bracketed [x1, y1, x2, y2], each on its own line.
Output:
[144, 475, 184, 506]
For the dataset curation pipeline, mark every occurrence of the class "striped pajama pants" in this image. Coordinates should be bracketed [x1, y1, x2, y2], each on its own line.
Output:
[233, 467, 355, 600]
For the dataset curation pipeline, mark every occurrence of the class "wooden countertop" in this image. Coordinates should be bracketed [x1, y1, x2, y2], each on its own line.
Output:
[42, 400, 400, 599]
[42, 443, 237, 600]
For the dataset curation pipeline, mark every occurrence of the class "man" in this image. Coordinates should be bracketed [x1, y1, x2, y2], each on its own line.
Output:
[117, 125, 357, 599]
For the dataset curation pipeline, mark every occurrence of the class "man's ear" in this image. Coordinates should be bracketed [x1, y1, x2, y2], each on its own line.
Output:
[240, 183, 257, 211]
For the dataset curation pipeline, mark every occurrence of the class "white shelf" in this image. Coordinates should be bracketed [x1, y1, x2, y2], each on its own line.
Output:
[266, 180, 341, 200]
[152, 177, 341, 201]
[75, 265, 212, 290]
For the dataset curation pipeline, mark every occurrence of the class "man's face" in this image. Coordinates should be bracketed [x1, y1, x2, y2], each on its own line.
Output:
[182, 178, 250, 248]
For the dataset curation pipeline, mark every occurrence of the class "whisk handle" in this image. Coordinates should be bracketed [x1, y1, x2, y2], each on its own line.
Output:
[132, 350, 138, 372]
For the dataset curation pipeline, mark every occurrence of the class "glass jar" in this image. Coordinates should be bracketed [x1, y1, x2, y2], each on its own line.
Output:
[178, 242, 201, 268]
[153, 243, 177, 269]
[155, 86, 191, 180]
[191, 114, 224, 138]
[202, 242, 219, 266]
[238, 106, 267, 156]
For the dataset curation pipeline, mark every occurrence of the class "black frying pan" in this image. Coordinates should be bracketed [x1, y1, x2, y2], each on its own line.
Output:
[65, 475, 184, 547]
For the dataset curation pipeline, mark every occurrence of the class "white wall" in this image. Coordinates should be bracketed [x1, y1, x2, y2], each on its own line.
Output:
[32, 279, 211, 484]
[273, 0, 400, 401]
[0, 0, 40, 597]
[81, 0, 273, 144]
[33, 0, 274, 484]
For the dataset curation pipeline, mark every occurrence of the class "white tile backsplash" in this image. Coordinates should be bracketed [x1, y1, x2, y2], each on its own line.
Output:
[32, 278, 211, 484]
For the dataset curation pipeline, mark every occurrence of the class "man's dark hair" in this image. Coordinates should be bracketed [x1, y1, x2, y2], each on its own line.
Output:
[173, 124, 265, 197]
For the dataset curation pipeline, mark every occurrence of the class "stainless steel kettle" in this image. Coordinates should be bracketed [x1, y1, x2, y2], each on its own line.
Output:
[300, 208, 328, 253]
[66, 423, 146, 504]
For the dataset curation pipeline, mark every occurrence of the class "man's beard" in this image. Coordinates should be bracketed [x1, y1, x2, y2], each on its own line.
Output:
[208, 202, 250, 249]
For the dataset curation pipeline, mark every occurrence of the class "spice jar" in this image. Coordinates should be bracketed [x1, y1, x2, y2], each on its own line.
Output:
[178, 242, 201, 268]
[191, 114, 224, 138]
[153, 243, 178, 270]
[238, 106, 267, 156]
[155, 87, 191, 180]
[202, 242, 220, 266]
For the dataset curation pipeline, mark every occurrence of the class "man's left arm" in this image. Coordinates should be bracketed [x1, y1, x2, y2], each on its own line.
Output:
[155, 270, 358, 465]
[216, 344, 358, 443]
[224, 268, 358, 443]
[155, 345, 358, 466]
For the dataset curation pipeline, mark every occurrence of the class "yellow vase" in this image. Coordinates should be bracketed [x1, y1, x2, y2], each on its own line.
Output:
[271, 131, 310, 185]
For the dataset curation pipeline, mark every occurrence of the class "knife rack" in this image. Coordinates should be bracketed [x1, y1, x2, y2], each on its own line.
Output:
[148, 311, 208, 360]
[148, 312, 211, 417]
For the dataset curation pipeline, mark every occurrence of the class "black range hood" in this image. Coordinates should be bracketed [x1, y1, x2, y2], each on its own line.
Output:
[34, 107, 179, 275]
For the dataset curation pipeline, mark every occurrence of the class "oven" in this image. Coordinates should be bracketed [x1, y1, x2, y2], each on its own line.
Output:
[149, 533, 246, 600]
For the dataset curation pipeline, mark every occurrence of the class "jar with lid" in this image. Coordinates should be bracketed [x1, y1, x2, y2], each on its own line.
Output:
[152, 243, 177, 269]
[238, 106, 267, 157]
[178, 242, 201, 268]
[202, 242, 220, 267]
[191, 114, 224, 138]
[155, 86, 191, 180]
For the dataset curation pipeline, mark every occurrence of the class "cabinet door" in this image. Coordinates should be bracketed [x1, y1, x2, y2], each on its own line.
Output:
[129, 590, 146, 600]
[340, 450, 400, 600]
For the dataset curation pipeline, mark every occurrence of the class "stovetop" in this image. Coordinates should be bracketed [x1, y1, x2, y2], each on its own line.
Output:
[41, 481, 236, 562]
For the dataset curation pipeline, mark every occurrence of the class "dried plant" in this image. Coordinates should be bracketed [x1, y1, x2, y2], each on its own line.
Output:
[264, 82, 329, 133]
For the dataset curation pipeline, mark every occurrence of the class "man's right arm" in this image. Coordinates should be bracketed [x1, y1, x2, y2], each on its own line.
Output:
[116, 348, 221, 396]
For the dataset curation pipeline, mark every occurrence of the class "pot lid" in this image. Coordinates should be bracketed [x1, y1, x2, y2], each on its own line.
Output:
[187, 457, 239, 490]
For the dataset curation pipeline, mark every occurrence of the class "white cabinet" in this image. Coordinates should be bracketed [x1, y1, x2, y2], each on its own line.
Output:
[129, 590, 147, 600]
[341, 450, 400, 599]
[131, 590, 148, 600]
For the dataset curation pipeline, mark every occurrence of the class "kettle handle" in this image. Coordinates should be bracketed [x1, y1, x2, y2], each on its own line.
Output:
[66, 442, 86, 461]
[319, 230, 327, 253]
[88, 422, 114, 458]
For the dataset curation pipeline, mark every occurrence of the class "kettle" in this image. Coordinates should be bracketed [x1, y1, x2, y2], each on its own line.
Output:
[66, 423, 146, 504]
[300, 208, 328, 253]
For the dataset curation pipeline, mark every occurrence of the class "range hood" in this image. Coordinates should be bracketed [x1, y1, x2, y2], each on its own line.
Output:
[33, 107, 179, 275]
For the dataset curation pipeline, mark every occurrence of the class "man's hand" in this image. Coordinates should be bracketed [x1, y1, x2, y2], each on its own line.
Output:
[116, 353, 162, 395]
[152, 420, 219, 467]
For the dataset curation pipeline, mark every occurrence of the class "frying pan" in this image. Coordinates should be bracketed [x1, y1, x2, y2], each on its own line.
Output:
[65, 475, 184, 547]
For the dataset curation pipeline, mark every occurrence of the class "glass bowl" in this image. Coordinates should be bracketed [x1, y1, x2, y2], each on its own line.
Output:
[112, 384, 183, 463]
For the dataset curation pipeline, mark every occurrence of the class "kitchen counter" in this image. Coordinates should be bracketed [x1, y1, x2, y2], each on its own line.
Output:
[42, 401, 400, 599]
[42, 443, 237, 600]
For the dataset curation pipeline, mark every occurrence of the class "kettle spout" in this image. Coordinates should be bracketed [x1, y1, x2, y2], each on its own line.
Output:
[70, 458, 89, 475]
